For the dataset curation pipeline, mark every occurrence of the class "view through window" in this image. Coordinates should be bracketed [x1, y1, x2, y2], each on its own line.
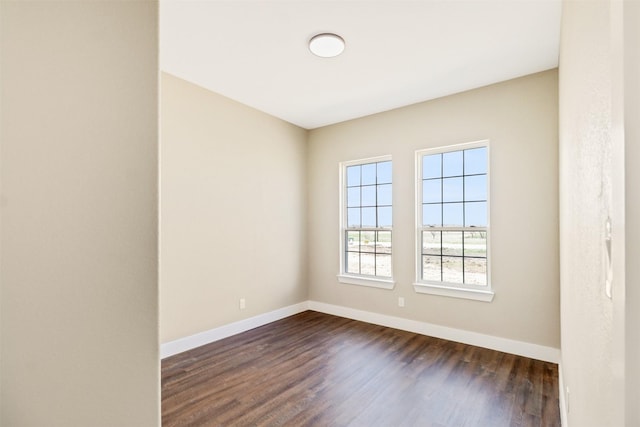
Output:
[343, 158, 392, 279]
[417, 144, 489, 287]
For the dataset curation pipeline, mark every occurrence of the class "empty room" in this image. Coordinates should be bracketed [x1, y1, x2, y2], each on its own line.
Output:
[1, 1, 638, 427]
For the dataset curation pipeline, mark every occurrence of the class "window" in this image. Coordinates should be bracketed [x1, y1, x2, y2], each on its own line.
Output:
[414, 141, 493, 301]
[338, 156, 394, 289]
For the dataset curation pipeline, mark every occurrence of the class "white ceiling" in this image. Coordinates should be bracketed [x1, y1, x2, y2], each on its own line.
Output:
[160, 1, 561, 130]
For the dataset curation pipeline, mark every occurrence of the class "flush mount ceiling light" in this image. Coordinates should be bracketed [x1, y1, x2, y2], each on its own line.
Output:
[309, 33, 345, 58]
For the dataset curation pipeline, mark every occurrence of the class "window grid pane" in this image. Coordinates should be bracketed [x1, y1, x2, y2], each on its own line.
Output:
[422, 255, 442, 281]
[346, 160, 393, 230]
[347, 251, 360, 274]
[422, 147, 487, 228]
[442, 256, 463, 283]
[344, 159, 392, 279]
[420, 145, 488, 286]
[420, 229, 487, 285]
[346, 165, 361, 187]
[345, 229, 393, 278]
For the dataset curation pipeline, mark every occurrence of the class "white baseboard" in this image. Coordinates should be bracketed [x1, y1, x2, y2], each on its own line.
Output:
[558, 361, 568, 427]
[160, 302, 309, 359]
[162, 300, 560, 364]
[307, 301, 560, 363]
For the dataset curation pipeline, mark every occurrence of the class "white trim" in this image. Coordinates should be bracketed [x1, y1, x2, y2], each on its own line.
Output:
[415, 140, 493, 297]
[160, 302, 309, 359]
[307, 301, 560, 363]
[413, 282, 494, 302]
[559, 361, 568, 427]
[338, 274, 395, 289]
[161, 300, 560, 364]
[340, 154, 393, 168]
[338, 154, 395, 283]
[416, 139, 490, 156]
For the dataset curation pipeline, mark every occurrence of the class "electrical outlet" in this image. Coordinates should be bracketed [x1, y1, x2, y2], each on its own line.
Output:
[239, 298, 246, 310]
[398, 297, 405, 307]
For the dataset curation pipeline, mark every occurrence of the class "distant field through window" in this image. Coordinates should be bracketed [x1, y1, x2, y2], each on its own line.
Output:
[339, 156, 393, 287]
[346, 230, 392, 277]
[415, 142, 491, 298]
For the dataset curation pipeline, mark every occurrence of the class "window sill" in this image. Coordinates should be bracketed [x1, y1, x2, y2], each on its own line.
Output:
[338, 274, 395, 290]
[412, 282, 494, 302]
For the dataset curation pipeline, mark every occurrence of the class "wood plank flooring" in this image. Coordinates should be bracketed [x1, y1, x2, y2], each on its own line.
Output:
[162, 311, 560, 427]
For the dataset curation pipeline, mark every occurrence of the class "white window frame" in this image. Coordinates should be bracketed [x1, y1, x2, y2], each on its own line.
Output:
[338, 155, 395, 290]
[414, 141, 494, 302]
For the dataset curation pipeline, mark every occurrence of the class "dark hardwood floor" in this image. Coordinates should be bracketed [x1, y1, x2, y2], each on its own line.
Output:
[162, 311, 560, 427]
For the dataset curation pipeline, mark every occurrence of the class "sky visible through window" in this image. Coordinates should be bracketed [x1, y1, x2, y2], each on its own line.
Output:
[420, 146, 488, 286]
[345, 160, 392, 278]
[422, 147, 487, 227]
[346, 161, 392, 228]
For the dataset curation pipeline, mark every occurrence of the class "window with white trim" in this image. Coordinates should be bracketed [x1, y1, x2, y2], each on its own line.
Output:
[415, 142, 493, 301]
[339, 156, 394, 289]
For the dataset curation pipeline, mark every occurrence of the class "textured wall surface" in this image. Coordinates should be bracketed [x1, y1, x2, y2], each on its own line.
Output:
[559, 1, 619, 425]
[624, 2, 640, 424]
[1, 2, 159, 426]
[160, 73, 308, 343]
[307, 70, 560, 349]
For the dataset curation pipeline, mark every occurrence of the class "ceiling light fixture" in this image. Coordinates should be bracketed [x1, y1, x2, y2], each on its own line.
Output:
[309, 33, 345, 58]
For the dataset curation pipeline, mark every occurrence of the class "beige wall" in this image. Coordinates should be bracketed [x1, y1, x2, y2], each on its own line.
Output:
[0, 2, 159, 426]
[559, 0, 626, 425]
[307, 70, 560, 349]
[0, 2, 3, 421]
[625, 2, 640, 423]
[160, 73, 308, 343]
